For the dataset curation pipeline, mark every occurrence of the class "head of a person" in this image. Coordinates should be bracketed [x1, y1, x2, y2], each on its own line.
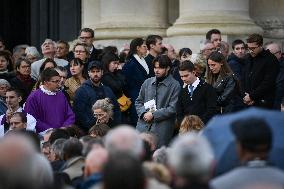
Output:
[0, 50, 13, 72]
[25, 46, 41, 63]
[56, 40, 70, 59]
[80, 136, 104, 156]
[128, 38, 147, 58]
[41, 68, 61, 92]
[179, 48, 192, 62]
[5, 88, 22, 109]
[163, 44, 177, 61]
[102, 53, 120, 73]
[220, 41, 230, 58]
[231, 117, 272, 162]
[265, 42, 282, 61]
[146, 35, 163, 54]
[84, 147, 109, 177]
[168, 133, 214, 185]
[179, 115, 204, 135]
[39, 58, 57, 73]
[41, 39, 56, 56]
[0, 39, 5, 50]
[9, 112, 27, 131]
[62, 138, 83, 160]
[232, 39, 246, 59]
[104, 125, 144, 158]
[73, 42, 90, 62]
[48, 128, 70, 145]
[102, 151, 146, 189]
[12, 44, 28, 63]
[246, 33, 263, 57]
[153, 55, 171, 79]
[70, 58, 85, 77]
[200, 40, 216, 58]
[88, 123, 110, 138]
[88, 61, 103, 85]
[54, 66, 68, 87]
[179, 60, 197, 85]
[120, 43, 130, 56]
[206, 29, 222, 48]
[143, 162, 171, 185]
[49, 138, 66, 162]
[79, 28, 95, 48]
[139, 132, 158, 152]
[206, 51, 232, 84]
[15, 58, 32, 76]
[0, 79, 10, 97]
[152, 146, 168, 165]
[92, 98, 114, 124]
[103, 46, 118, 55]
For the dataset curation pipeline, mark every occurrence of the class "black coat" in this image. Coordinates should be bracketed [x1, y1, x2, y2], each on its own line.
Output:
[242, 49, 279, 108]
[177, 79, 217, 124]
[227, 53, 246, 80]
[101, 71, 127, 98]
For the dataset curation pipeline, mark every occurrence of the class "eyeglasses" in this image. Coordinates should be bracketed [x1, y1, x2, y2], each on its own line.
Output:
[247, 46, 260, 51]
[79, 36, 92, 40]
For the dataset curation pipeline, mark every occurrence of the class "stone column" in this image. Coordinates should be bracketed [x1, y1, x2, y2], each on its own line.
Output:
[81, 0, 100, 29]
[166, 0, 263, 52]
[95, 0, 169, 40]
[250, 0, 284, 39]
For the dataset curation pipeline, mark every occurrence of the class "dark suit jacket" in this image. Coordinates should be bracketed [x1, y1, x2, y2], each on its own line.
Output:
[177, 79, 217, 124]
[242, 49, 279, 108]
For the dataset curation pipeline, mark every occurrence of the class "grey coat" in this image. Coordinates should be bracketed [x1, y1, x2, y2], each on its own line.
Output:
[135, 75, 181, 147]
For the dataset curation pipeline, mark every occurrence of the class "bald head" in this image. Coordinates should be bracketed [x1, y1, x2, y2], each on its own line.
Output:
[84, 147, 108, 177]
[265, 42, 282, 60]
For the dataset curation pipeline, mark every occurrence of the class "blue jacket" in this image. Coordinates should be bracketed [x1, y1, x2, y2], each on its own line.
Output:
[227, 53, 245, 80]
[122, 55, 149, 103]
[73, 80, 121, 132]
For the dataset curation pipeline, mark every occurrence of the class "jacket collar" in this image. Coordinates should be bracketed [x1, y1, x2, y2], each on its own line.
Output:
[151, 74, 173, 87]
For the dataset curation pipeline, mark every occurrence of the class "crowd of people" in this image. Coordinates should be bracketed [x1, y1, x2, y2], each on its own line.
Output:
[0, 27, 284, 189]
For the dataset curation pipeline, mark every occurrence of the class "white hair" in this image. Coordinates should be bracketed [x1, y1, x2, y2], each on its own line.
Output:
[168, 132, 214, 181]
[104, 125, 143, 157]
[199, 39, 213, 51]
[25, 46, 41, 58]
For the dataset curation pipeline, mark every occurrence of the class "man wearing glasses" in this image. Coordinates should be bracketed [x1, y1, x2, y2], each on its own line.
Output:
[75, 28, 102, 62]
[242, 34, 279, 109]
[25, 68, 75, 134]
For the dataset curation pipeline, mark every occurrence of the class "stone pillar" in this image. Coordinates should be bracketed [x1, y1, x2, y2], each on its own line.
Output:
[166, 0, 263, 52]
[250, 0, 284, 39]
[95, 0, 168, 40]
[81, 0, 100, 29]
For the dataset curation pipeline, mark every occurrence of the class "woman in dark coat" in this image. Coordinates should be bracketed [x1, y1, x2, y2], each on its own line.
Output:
[10, 58, 36, 103]
[206, 51, 242, 113]
[122, 38, 149, 125]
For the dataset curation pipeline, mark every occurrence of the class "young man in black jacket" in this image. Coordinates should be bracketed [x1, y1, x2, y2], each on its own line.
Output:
[177, 61, 217, 124]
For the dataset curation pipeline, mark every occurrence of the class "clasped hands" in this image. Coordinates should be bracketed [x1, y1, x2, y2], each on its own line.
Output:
[243, 93, 254, 106]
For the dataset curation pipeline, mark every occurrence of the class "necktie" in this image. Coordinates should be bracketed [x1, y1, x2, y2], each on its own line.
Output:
[188, 84, 194, 97]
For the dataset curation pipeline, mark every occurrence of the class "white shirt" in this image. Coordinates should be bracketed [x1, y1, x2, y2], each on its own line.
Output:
[188, 77, 200, 93]
[134, 54, 149, 74]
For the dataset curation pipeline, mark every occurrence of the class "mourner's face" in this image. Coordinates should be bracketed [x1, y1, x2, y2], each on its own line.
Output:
[42, 40, 56, 55]
[56, 70, 67, 87]
[151, 39, 163, 54]
[233, 43, 246, 59]
[79, 31, 94, 47]
[108, 61, 119, 73]
[0, 56, 8, 72]
[179, 70, 196, 85]
[88, 68, 103, 84]
[210, 34, 222, 48]
[9, 115, 26, 130]
[154, 62, 169, 78]
[180, 53, 191, 62]
[56, 42, 69, 58]
[94, 108, 110, 124]
[247, 42, 262, 57]
[74, 45, 88, 62]
[136, 42, 147, 57]
[45, 76, 61, 92]
[6, 91, 21, 109]
[208, 59, 222, 74]
[70, 61, 84, 76]
[17, 61, 31, 76]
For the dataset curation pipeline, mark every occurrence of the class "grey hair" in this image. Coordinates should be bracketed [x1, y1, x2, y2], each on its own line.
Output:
[51, 138, 66, 160]
[92, 98, 114, 118]
[168, 132, 214, 181]
[41, 39, 56, 50]
[104, 125, 144, 157]
[0, 79, 10, 88]
[200, 39, 213, 51]
[152, 146, 168, 165]
[25, 46, 41, 58]
[13, 44, 29, 54]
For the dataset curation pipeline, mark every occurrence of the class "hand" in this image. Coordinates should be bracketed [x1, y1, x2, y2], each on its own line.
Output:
[5, 107, 13, 124]
[143, 112, 153, 123]
[243, 93, 254, 105]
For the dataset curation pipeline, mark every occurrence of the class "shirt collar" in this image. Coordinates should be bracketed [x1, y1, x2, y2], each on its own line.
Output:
[191, 77, 200, 90]
[40, 85, 57, 96]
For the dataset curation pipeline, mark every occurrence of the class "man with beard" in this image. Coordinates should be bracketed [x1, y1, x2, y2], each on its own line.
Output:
[73, 61, 120, 133]
[135, 55, 180, 147]
[228, 39, 247, 80]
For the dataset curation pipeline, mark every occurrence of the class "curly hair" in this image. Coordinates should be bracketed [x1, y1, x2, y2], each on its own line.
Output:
[179, 115, 204, 134]
[92, 98, 114, 118]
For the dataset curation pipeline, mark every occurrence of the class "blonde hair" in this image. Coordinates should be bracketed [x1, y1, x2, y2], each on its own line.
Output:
[179, 115, 204, 134]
